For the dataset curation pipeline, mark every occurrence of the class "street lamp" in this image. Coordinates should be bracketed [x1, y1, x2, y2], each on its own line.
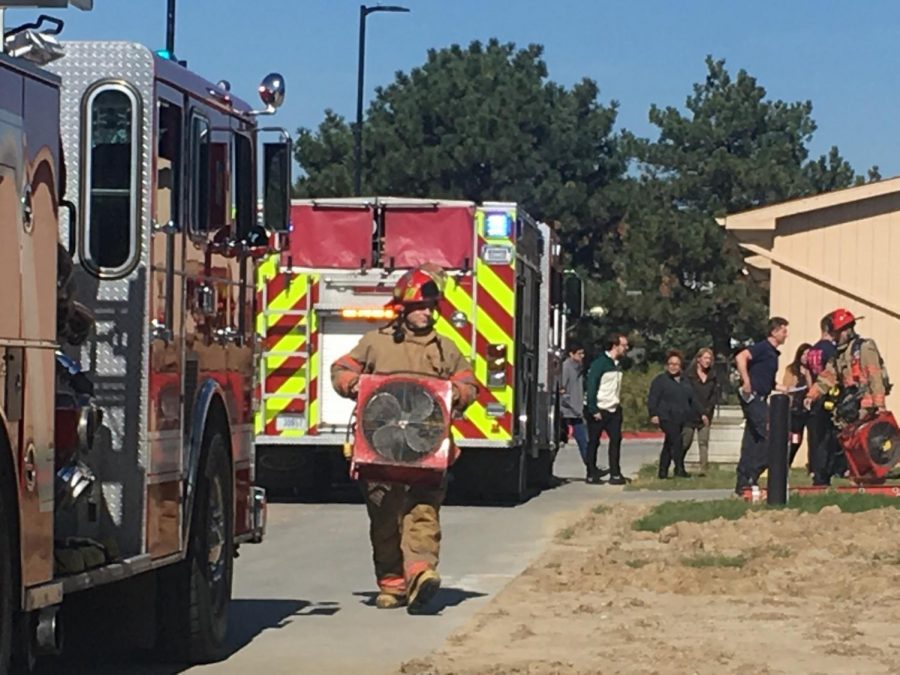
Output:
[354, 4, 410, 196]
[166, 0, 176, 56]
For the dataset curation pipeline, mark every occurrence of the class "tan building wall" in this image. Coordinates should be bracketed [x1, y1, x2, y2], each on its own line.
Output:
[722, 179, 900, 462]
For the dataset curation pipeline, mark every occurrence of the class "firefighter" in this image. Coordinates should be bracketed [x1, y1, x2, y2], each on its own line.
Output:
[804, 308, 890, 425]
[330, 264, 478, 613]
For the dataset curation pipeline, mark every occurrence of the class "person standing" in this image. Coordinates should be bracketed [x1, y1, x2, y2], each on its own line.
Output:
[681, 347, 718, 470]
[584, 333, 629, 485]
[733, 317, 790, 494]
[805, 314, 839, 485]
[560, 342, 594, 471]
[648, 351, 701, 478]
[331, 265, 478, 613]
[805, 308, 891, 423]
[782, 342, 813, 466]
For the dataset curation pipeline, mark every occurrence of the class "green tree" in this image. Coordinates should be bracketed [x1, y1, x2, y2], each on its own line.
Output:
[615, 56, 868, 359]
[294, 39, 628, 291]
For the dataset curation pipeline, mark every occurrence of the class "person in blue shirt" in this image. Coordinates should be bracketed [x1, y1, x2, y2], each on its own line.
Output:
[733, 317, 790, 494]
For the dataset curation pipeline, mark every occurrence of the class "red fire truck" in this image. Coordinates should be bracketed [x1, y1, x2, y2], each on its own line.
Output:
[255, 197, 581, 501]
[0, 3, 289, 668]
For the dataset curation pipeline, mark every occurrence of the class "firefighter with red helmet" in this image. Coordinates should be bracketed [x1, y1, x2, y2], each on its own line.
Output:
[330, 265, 478, 613]
[805, 309, 891, 424]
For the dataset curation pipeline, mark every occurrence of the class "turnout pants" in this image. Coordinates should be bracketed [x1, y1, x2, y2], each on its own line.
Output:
[586, 407, 623, 476]
[365, 481, 444, 597]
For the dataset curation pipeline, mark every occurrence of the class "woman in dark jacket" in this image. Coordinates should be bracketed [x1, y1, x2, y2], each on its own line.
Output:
[682, 347, 718, 469]
[782, 342, 813, 466]
[648, 350, 700, 479]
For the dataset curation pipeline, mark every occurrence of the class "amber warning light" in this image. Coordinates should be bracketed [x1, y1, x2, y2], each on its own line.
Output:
[341, 308, 396, 320]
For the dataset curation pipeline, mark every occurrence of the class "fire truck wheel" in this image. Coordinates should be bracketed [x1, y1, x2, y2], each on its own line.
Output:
[157, 429, 233, 663]
[0, 490, 12, 673]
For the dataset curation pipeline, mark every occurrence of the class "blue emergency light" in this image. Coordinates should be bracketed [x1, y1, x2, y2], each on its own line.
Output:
[484, 212, 512, 239]
[155, 49, 172, 60]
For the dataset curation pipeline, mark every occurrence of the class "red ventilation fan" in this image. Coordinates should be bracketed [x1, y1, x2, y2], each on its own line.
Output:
[838, 410, 900, 484]
[351, 374, 454, 487]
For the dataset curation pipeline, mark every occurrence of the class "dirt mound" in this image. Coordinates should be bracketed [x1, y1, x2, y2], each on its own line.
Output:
[401, 502, 900, 674]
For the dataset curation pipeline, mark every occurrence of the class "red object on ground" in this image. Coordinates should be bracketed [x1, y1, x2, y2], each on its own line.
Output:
[838, 411, 900, 484]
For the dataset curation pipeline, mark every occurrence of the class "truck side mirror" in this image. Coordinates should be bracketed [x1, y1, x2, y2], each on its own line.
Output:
[263, 140, 291, 234]
[563, 271, 584, 320]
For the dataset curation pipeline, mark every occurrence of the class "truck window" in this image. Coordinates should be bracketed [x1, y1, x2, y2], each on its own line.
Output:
[190, 114, 211, 233]
[233, 132, 254, 238]
[155, 100, 182, 229]
[83, 85, 140, 272]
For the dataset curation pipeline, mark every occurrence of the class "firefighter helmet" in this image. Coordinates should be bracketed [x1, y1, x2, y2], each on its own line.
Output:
[830, 308, 861, 332]
[390, 265, 446, 310]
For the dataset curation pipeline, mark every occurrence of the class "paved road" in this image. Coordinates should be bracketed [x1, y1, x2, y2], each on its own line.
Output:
[48, 439, 723, 674]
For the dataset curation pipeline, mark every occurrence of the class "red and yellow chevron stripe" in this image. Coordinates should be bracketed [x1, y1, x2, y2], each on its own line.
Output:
[255, 256, 320, 438]
[436, 208, 517, 443]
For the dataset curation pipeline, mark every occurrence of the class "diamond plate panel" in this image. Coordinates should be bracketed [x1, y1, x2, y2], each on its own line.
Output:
[48, 42, 155, 555]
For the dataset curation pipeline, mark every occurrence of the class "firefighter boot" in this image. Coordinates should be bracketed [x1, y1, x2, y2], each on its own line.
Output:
[407, 567, 441, 615]
[375, 574, 407, 609]
[375, 592, 407, 609]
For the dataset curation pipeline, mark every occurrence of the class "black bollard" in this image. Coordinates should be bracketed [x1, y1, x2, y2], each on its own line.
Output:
[767, 393, 791, 505]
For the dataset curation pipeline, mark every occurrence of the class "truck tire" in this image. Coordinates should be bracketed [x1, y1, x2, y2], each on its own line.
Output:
[0, 491, 13, 673]
[157, 429, 233, 663]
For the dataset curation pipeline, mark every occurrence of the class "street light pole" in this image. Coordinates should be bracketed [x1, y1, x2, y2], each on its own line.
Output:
[166, 0, 176, 56]
[353, 4, 409, 197]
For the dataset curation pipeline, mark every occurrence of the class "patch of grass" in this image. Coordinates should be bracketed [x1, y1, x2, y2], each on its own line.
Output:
[557, 527, 575, 540]
[763, 544, 792, 559]
[625, 559, 649, 569]
[633, 493, 900, 533]
[682, 553, 748, 568]
[592, 504, 611, 515]
[787, 492, 900, 514]
[633, 499, 751, 532]
[626, 463, 841, 492]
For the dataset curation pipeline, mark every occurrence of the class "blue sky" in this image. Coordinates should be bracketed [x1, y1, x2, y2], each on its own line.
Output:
[10, 0, 898, 176]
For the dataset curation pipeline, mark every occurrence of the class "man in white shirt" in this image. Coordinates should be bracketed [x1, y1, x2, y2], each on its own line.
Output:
[583, 333, 629, 484]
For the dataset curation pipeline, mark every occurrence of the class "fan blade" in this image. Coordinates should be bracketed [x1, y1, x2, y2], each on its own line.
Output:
[363, 392, 403, 427]
[405, 421, 446, 455]
[406, 387, 436, 423]
[371, 424, 407, 461]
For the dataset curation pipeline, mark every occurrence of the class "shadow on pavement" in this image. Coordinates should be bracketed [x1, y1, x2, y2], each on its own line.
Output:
[353, 587, 487, 615]
[34, 598, 337, 674]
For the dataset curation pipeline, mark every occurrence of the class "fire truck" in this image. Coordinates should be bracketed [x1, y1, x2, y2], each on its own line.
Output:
[255, 197, 581, 501]
[0, 3, 290, 668]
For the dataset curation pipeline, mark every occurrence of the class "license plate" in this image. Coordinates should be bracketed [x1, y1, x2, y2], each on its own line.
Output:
[275, 414, 306, 432]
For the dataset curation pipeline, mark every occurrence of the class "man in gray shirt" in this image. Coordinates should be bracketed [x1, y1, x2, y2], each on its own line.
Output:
[561, 342, 599, 474]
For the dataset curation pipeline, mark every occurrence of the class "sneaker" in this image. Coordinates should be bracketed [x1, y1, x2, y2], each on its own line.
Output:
[586, 467, 610, 484]
[608, 475, 628, 486]
[674, 470, 692, 479]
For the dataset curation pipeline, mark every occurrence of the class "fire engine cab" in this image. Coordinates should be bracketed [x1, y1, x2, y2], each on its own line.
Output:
[0, 3, 290, 668]
[255, 197, 582, 501]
